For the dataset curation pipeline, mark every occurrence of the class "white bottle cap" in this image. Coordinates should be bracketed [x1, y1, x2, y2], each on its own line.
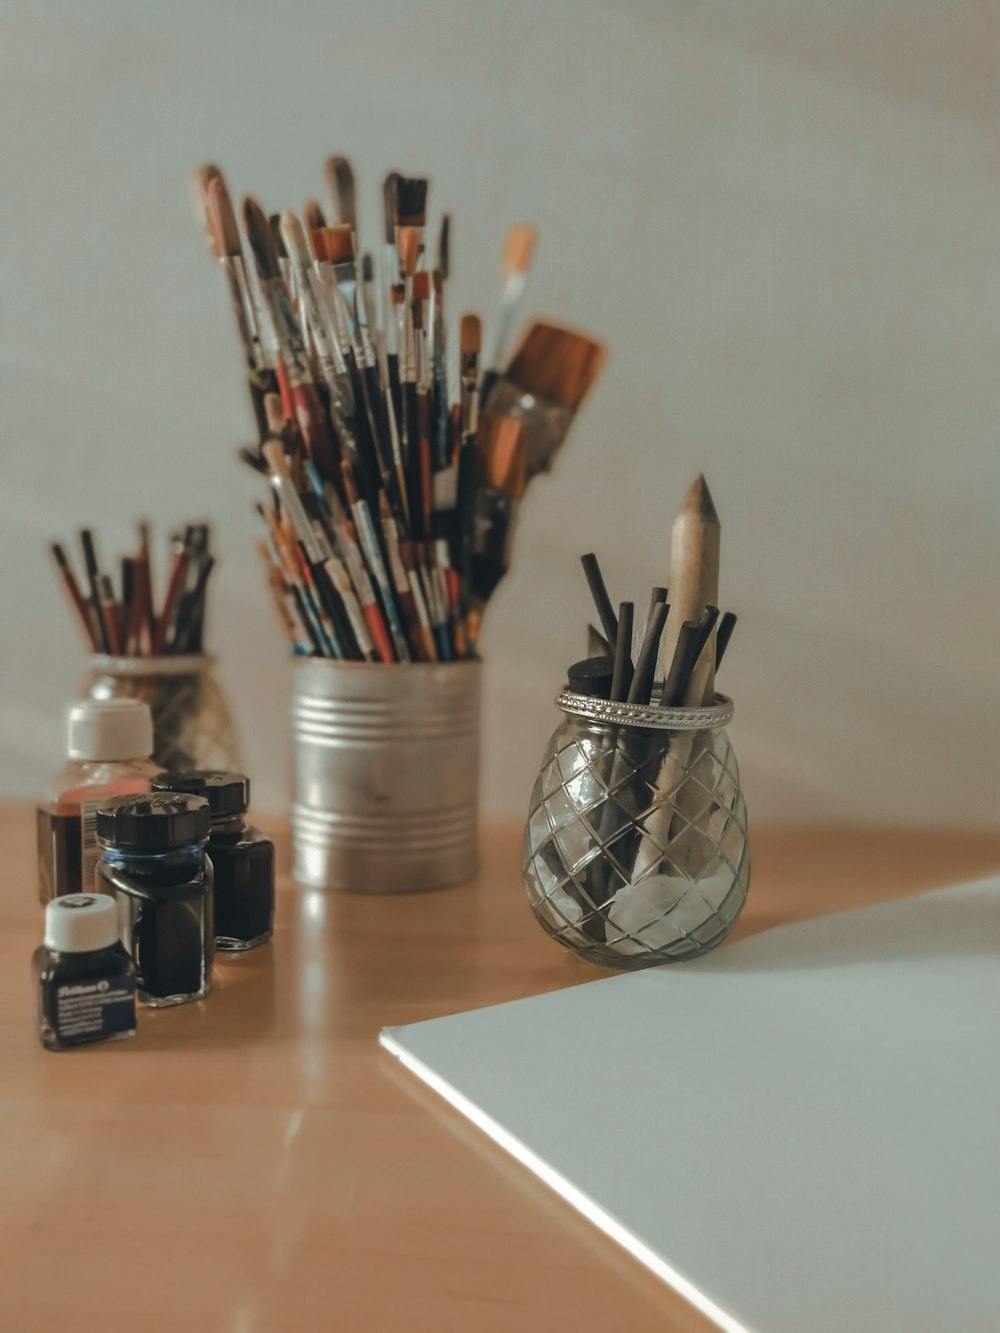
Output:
[44, 894, 119, 953]
[67, 699, 153, 762]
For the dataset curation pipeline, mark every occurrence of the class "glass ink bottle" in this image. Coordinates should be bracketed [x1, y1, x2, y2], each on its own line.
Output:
[96, 792, 214, 1007]
[32, 893, 137, 1051]
[37, 698, 157, 904]
[152, 771, 274, 952]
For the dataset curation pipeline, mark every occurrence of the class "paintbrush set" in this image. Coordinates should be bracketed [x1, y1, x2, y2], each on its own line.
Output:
[191, 159, 605, 662]
[523, 473, 750, 967]
[49, 524, 215, 657]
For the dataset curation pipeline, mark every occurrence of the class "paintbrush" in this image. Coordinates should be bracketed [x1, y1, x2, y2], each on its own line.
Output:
[430, 268, 451, 472]
[79, 529, 109, 654]
[261, 439, 358, 658]
[484, 322, 605, 481]
[480, 222, 537, 403]
[398, 539, 437, 661]
[258, 537, 310, 654]
[303, 198, 326, 233]
[379, 491, 426, 660]
[50, 543, 98, 649]
[257, 504, 325, 655]
[453, 316, 481, 603]
[279, 211, 347, 391]
[242, 197, 340, 485]
[97, 576, 122, 656]
[203, 174, 271, 384]
[468, 411, 527, 609]
[190, 163, 222, 239]
[381, 171, 402, 396]
[151, 537, 189, 654]
[324, 156, 356, 231]
[322, 223, 389, 494]
[339, 459, 410, 662]
[119, 556, 134, 653]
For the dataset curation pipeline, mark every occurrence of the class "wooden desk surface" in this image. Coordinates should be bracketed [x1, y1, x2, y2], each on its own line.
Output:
[2, 807, 998, 1332]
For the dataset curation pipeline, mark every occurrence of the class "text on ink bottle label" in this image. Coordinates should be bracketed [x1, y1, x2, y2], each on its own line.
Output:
[55, 976, 136, 1046]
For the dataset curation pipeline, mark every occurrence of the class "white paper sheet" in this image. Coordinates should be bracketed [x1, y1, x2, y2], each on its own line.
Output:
[381, 878, 1000, 1332]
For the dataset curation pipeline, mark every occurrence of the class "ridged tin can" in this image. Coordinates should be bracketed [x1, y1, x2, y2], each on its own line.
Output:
[291, 659, 481, 892]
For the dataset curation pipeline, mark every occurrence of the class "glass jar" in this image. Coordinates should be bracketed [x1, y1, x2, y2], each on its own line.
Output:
[523, 691, 749, 969]
[83, 654, 240, 775]
[151, 771, 274, 952]
[97, 792, 214, 1007]
[32, 893, 137, 1051]
[37, 698, 159, 904]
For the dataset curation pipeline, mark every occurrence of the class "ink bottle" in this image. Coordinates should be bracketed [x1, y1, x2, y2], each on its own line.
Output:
[96, 792, 214, 1007]
[36, 698, 157, 904]
[32, 893, 137, 1051]
[152, 771, 274, 951]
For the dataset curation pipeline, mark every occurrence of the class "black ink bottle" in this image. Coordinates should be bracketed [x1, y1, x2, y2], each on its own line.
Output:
[96, 792, 214, 1007]
[152, 771, 274, 952]
[32, 893, 137, 1051]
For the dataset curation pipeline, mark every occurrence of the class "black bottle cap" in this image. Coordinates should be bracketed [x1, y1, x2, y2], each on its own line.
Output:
[151, 770, 250, 818]
[96, 792, 211, 850]
[566, 654, 615, 700]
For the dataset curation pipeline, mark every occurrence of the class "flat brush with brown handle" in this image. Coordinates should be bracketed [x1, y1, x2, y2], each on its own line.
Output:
[484, 322, 606, 481]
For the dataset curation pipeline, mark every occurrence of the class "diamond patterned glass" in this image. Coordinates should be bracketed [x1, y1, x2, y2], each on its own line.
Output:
[84, 657, 241, 775]
[523, 700, 749, 969]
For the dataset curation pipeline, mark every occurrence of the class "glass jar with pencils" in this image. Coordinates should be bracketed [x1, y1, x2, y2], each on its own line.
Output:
[51, 523, 240, 775]
[83, 655, 240, 776]
[522, 691, 749, 969]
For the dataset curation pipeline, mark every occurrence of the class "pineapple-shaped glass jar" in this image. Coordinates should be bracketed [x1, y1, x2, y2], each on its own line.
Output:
[523, 690, 749, 969]
[83, 655, 240, 776]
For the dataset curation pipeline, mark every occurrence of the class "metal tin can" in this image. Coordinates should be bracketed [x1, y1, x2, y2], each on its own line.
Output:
[291, 659, 481, 892]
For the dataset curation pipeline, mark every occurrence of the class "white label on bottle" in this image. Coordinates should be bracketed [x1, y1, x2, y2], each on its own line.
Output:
[79, 798, 104, 892]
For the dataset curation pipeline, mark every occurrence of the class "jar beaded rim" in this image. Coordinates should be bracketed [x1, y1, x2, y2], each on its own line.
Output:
[555, 690, 734, 731]
[88, 653, 213, 675]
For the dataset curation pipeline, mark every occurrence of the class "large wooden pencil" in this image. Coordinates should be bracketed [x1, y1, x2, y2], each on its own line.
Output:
[658, 474, 720, 705]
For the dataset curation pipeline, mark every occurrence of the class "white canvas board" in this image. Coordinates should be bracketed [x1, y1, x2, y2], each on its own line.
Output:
[381, 878, 1000, 1333]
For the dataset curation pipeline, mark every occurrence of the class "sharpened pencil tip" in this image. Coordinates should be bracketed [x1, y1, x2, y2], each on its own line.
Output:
[681, 473, 719, 524]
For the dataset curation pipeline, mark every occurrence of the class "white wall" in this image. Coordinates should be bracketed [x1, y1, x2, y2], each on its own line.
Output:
[2, 0, 997, 824]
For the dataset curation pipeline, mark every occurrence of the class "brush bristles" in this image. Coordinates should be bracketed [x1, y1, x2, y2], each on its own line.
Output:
[279, 212, 311, 271]
[268, 213, 288, 260]
[397, 226, 420, 277]
[191, 163, 223, 237]
[394, 176, 428, 227]
[308, 228, 328, 262]
[205, 176, 242, 259]
[460, 314, 482, 358]
[382, 172, 400, 244]
[477, 412, 526, 497]
[303, 198, 326, 233]
[501, 222, 537, 279]
[324, 156, 356, 229]
[242, 197, 281, 281]
[437, 214, 450, 279]
[324, 224, 355, 265]
[505, 322, 606, 411]
[412, 271, 431, 302]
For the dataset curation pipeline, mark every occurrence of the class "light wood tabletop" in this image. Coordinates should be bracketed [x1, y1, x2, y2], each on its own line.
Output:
[2, 806, 998, 1332]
